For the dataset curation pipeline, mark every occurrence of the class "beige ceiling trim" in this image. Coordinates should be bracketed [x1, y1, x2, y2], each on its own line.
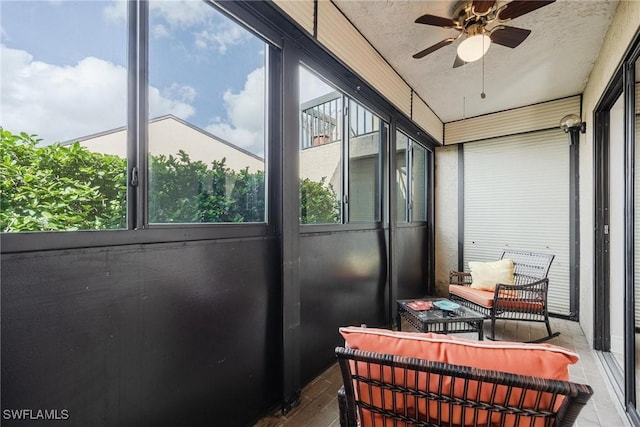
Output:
[412, 93, 443, 144]
[444, 96, 581, 145]
[271, 0, 314, 36]
[316, 0, 412, 117]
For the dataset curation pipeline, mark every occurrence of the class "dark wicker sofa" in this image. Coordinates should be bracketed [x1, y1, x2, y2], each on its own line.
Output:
[449, 249, 558, 343]
[336, 346, 593, 427]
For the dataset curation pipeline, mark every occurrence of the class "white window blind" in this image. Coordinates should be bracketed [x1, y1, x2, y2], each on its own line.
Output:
[463, 129, 571, 315]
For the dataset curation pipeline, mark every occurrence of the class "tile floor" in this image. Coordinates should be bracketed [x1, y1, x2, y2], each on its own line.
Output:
[254, 317, 631, 427]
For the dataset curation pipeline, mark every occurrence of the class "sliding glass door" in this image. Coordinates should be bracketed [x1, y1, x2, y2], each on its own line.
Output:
[609, 93, 625, 377]
[595, 40, 640, 420]
[634, 56, 640, 406]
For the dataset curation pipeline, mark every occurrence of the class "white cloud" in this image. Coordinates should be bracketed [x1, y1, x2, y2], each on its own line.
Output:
[205, 67, 265, 155]
[148, 86, 195, 121]
[149, 0, 208, 28]
[203, 66, 337, 157]
[194, 21, 250, 54]
[1, 44, 194, 144]
[103, 0, 249, 55]
[103, 0, 127, 23]
[104, 0, 207, 28]
[162, 82, 196, 104]
[152, 24, 169, 39]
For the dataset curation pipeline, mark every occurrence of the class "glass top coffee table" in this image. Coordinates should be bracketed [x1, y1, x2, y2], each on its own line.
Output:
[396, 297, 486, 340]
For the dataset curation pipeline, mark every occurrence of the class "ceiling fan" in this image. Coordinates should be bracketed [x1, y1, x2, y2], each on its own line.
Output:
[413, 0, 555, 67]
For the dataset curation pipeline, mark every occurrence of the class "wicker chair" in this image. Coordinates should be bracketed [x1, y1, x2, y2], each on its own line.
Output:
[336, 346, 593, 427]
[449, 249, 558, 343]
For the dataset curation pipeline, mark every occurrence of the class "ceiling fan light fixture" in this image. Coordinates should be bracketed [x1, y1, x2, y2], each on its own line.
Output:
[457, 33, 491, 63]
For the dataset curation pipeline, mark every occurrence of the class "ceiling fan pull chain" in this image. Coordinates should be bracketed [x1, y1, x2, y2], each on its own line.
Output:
[463, 60, 467, 119]
[463, 96, 466, 119]
[481, 36, 487, 99]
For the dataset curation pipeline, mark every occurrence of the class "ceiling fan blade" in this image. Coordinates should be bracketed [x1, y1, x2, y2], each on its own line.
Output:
[490, 26, 531, 48]
[413, 38, 456, 59]
[498, 0, 555, 21]
[472, 0, 496, 14]
[415, 14, 457, 28]
[453, 55, 466, 68]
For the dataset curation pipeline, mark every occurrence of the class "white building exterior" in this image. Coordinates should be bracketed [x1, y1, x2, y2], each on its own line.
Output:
[73, 115, 265, 173]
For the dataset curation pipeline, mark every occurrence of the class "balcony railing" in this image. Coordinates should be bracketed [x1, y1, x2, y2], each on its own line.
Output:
[301, 92, 382, 149]
[301, 91, 342, 149]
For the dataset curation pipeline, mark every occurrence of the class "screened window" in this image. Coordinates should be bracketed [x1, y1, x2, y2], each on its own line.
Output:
[299, 66, 341, 224]
[348, 100, 383, 222]
[0, 1, 269, 232]
[1, 1, 127, 232]
[148, 1, 267, 224]
[396, 131, 428, 222]
[395, 132, 409, 222]
[298, 66, 386, 225]
[412, 144, 428, 221]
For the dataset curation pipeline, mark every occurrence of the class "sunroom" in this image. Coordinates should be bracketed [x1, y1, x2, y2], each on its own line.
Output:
[1, 0, 640, 426]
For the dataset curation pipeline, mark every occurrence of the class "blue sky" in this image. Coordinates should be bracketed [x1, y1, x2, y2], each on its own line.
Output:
[1, 1, 127, 66]
[1, 0, 267, 155]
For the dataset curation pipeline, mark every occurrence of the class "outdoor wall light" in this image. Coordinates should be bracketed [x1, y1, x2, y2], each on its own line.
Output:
[559, 114, 586, 147]
[559, 114, 586, 134]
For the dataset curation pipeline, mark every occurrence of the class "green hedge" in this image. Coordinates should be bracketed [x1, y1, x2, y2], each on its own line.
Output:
[1, 127, 339, 232]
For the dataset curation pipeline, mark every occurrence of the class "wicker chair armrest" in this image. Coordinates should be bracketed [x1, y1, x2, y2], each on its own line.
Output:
[494, 277, 549, 293]
[449, 270, 472, 286]
[494, 278, 549, 305]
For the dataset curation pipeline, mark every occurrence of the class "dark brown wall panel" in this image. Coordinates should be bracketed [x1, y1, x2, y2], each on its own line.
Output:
[299, 229, 388, 384]
[1, 238, 281, 427]
[396, 225, 430, 299]
[2, 225, 430, 425]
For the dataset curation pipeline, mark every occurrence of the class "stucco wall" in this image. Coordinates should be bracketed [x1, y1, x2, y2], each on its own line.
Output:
[299, 141, 341, 191]
[434, 144, 459, 296]
[579, 0, 640, 346]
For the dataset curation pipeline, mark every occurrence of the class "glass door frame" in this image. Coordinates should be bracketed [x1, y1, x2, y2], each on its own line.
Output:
[594, 34, 640, 421]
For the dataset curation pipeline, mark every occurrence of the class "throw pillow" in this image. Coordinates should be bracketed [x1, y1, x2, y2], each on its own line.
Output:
[469, 258, 514, 291]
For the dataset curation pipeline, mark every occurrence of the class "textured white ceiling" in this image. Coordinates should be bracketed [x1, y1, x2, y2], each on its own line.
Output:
[332, 0, 618, 123]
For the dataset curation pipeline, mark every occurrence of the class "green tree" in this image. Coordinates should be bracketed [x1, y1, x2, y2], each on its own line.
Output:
[1, 127, 339, 231]
[148, 150, 209, 223]
[300, 177, 340, 224]
[1, 128, 126, 231]
[149, 152, 265, 223]
[225, 168, 265, 222]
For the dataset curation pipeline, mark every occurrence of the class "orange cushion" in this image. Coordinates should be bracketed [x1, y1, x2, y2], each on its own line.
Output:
[449, 284, 494, 307]
[340, 327, 579, 426]
[497, 298, 545, 313]
[340, 326, 577, 379]
[449, 285, 546, 314]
